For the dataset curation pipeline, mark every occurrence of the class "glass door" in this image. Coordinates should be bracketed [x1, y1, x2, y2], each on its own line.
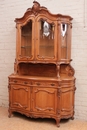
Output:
[18, 18, 34, 61]
[60, 23, 71, 60]
[36, 18, 57, 61]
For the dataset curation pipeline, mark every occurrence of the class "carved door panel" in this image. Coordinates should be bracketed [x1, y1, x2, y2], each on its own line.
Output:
[35, 16, 57, 61]
[32, 87, 57, 114]
[60, 87, 74, 116]
[10, 85, 30, 110]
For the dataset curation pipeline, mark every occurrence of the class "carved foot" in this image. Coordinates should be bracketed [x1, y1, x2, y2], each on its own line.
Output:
[71, 116, 74, 120]
[56, 119, 60, 127]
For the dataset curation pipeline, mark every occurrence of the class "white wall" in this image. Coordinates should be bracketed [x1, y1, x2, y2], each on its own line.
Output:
[0, 0, 87, 121]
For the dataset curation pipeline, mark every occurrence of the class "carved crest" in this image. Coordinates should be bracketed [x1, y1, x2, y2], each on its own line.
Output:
[15, 1, 72, 23]
[32, 1, 40, 15]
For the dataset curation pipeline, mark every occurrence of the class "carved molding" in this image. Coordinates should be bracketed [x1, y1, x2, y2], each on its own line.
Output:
[13, 102, 27, 109]
[65, 65, 75, 77]
[61, 107, 73, 112]
[13, 87, 28, 92]
[31, 1, 40, 16]
[14, 59, 18, 74]
[18, 55, 33, 61]
[37, 55, 55, 60]
[35, 107, 54, 111]
[60, 64, 75, 77]
[15, 1, 73, 23]
[35, 89, 55, 94]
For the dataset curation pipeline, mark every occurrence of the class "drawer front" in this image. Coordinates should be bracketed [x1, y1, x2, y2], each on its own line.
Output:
[32, 81, 45, 86]
[61, 80, 75, 87]
[9, 78, 58, 88]
[9, 79, 32, 86]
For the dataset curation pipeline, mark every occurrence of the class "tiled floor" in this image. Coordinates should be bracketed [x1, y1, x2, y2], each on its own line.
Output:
[0, 107, 87, 130]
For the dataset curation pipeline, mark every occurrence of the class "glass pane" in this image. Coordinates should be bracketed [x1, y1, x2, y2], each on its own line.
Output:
[39, 20, 54, 58]
[21, 20, 32, 57]
[61, 23, 68, 59]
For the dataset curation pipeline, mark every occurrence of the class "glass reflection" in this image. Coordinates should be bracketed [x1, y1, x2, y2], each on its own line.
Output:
[39, 20, 54, 57]
[21, 20, 32, 57]
[43, 21, 50, 37]
[61, 23, 67, 37]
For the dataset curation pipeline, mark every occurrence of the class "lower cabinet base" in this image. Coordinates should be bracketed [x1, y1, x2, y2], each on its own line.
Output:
[8, 75, 75, 127]
[8, 108, 74, 127]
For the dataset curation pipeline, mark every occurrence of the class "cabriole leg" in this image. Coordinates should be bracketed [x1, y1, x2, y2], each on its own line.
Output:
[56, 118, 60, 127]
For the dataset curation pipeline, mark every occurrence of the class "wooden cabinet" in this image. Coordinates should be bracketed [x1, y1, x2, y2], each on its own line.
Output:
[8, 1, 76, 127]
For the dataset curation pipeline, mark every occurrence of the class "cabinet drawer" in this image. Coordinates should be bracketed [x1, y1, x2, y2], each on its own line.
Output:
[9, 79, 58, 88]
[61, 80, 75, 87]
[9, 79, 32, 86]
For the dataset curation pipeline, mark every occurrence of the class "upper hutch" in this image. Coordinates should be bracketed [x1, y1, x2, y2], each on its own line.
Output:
[8, 1, 76, 127]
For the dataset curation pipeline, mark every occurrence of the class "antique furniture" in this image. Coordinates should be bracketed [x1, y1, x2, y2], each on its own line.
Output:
[8, 1, 76, 127]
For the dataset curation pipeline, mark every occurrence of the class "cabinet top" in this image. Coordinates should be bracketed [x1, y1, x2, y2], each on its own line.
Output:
[15, 1, 73, 23]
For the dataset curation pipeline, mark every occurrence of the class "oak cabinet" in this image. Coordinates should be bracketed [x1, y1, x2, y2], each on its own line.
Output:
[8, 1, 76, 127]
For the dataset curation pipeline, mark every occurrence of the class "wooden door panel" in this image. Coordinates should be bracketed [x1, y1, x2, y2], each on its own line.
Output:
[32, 87, 57, 114]
[60, 87, 74, 116]
[10, 85, 30, 110]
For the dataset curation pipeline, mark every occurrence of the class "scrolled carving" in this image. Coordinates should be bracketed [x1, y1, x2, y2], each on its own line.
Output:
[14, 59, 17, 74]
[32, 1, 40, 15]
[65, 64, 75, 77]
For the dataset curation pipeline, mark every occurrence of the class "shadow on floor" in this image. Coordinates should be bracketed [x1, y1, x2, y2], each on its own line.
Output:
[12, 112, 70, 126]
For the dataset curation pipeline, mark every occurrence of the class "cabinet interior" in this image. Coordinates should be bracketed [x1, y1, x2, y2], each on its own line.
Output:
[18, 63, 57, 77]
